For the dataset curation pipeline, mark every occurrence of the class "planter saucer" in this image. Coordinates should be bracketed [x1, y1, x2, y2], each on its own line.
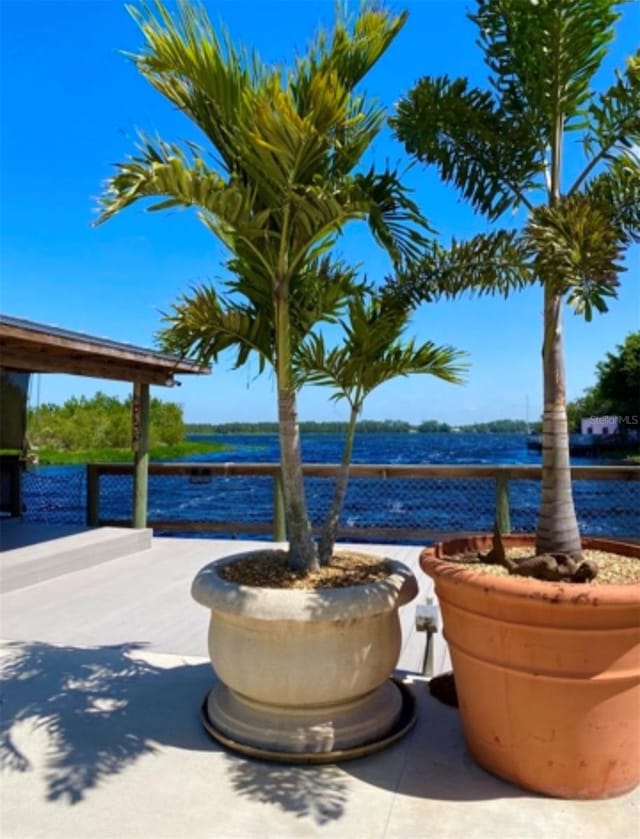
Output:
[200, 677, 417, 764]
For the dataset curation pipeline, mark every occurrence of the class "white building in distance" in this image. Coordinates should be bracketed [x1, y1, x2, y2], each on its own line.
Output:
[581, 416, 619, 436]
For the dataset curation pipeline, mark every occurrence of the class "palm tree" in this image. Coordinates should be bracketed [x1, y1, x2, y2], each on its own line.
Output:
[296, 292, 466, 565]
[96, 0, 427, 572]
[387, 0, 639, 555]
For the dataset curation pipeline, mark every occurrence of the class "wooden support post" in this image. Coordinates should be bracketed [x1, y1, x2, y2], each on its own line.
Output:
[10, 458, 22, 518]
[272, 470, 287, 542]
[495, 471, 511, 535]
[0, 455, 23, 518]
[132, 381, 150, 529]
[86, 464, 99, 526]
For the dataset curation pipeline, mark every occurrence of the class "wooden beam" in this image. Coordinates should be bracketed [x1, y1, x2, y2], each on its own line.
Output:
[0, 347, 175, 385]
[0, 322, 204, 373]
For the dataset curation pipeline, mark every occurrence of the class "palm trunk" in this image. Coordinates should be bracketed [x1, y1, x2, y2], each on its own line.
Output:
[535, 287, 582, 555]
[318, 404, 358, 566]
[275, 283, 317, 573]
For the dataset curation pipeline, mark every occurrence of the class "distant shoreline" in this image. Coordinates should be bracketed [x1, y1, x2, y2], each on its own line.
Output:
[186, 420, 536, 435]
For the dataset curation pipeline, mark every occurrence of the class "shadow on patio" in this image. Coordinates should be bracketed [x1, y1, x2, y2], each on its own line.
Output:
[0, 640, 353, 825]
[2, 638, 528, 828]
[1, 641, 214, 802]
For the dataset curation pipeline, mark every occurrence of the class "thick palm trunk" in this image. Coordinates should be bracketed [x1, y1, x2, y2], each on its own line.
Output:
[535, 288, 582, 555]
[275, 283, 317, 572]
[318, 404, 358, 566]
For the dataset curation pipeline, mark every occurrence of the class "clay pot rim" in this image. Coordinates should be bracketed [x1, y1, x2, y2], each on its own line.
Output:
[192, 548, 418, 620]
[420, 535, 640, 606]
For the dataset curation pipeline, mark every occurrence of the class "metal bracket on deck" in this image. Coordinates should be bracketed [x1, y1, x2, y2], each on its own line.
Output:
[415, 598, 439, 677]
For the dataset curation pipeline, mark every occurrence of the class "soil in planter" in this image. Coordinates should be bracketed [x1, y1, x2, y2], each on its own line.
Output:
[449, 548, 640, 585]
[218, 549, 392, 589]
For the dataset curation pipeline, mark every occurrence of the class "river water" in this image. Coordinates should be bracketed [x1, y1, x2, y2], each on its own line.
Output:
[183, 431, 543, 466]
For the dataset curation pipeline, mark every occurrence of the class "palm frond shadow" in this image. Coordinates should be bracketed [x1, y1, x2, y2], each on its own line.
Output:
[0, 640, 213, 803]
[1, 640, 350, 822]
[225, 758, 348, 825]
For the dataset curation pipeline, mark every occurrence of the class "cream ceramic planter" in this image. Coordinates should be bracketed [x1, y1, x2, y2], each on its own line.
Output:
[192, 550, 418, 758]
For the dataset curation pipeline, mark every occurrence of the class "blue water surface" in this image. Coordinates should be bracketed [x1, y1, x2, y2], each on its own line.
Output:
[183, 431, 544, 466]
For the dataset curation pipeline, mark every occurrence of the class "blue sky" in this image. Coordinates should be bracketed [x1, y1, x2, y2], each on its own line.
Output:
[1, 0, 638, 426]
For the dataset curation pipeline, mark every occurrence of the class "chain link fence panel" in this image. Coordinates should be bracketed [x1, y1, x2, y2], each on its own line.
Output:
[19, 465, 638, 543]
[22, 467, 86, 525]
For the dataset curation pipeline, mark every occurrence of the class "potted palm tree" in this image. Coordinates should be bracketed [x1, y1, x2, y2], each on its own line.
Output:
[165, 279, 464, 759]
[295, 290, 466, 566]
[96, 0, 464, 758]
[387, 0, 640, 798]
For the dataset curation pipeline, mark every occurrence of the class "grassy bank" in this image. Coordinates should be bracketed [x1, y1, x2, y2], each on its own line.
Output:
[34, 440, 229, 465]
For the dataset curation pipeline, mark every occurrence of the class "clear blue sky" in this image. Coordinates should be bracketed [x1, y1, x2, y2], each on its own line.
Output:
[1, 0, 638, 425]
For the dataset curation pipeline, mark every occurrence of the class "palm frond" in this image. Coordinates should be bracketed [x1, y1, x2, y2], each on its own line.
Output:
[157, 283, 275, 371]
[349, 167, 432, 267]
[383, 231, 534, 309]
[390, 75, 543, 219]
[293, 6, 408, 101]
[126, 0, 262, 170]
[288, 259, 358, 342]
[95, 135, 248, 228]
[585, 151, 640, 244]
[575, 52, 640, 191]
[472, 0, 620, 135]
[296, 294, 468, 406]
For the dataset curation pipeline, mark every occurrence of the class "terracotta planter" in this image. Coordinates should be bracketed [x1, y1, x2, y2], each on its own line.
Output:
[421, 535, 640, 799]
[192, 549, 418, 759]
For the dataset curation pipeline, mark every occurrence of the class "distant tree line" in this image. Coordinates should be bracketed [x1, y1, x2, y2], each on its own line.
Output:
[28, 392, 185, 451]
[187, 418, 533, 434]
[419, 419, 532, 433]
[187, 419, 413, 434]
[417, 420, 452, 432]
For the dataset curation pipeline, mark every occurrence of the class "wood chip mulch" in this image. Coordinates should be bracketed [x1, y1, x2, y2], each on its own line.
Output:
[218, 549, 391, 590]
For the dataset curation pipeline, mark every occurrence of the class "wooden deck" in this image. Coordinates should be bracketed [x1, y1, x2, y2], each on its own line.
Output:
[0, 527, 448, 672]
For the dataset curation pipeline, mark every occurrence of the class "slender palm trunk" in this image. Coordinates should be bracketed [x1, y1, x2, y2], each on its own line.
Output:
[535, 287, 582, 555]
[318, 404, 359, 566]
[275, 284, 317, 572]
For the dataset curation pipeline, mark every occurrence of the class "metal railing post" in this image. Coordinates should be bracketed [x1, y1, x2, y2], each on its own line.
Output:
[495, 470, 512, 534]
[272, 469, 287, 542]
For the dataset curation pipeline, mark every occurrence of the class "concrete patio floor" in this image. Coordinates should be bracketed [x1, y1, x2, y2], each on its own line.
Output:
[1, 531, 638, 839]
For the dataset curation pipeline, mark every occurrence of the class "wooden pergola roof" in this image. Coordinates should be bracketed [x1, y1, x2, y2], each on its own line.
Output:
[0, 314, 210, 386]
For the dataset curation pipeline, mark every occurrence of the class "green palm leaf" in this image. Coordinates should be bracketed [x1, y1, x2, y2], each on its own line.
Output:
[391, 76, 542, 219]
[157, 284, 275, 371]
[385, 231, 533, 308]
[297, 294, 467, 407]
